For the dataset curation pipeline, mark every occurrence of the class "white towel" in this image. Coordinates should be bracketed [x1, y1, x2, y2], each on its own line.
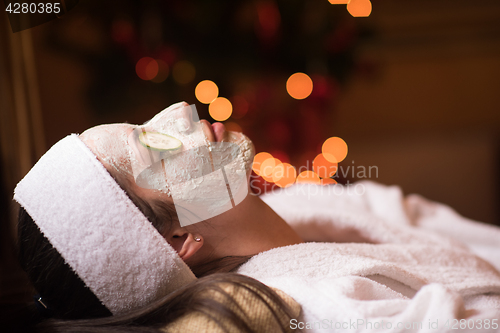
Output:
[238, 182, 500, 332]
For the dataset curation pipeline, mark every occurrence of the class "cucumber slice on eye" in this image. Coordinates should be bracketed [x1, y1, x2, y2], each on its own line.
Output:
[138, 132, 182, 151]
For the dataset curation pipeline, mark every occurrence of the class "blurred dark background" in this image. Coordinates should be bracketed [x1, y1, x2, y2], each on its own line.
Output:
[2, 0, 500, 316]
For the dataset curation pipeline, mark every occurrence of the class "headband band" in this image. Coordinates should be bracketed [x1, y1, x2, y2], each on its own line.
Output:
[14, 134, 196, 315]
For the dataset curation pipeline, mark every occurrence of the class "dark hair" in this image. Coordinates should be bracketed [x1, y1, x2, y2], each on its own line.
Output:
[15, 166, 296, 332]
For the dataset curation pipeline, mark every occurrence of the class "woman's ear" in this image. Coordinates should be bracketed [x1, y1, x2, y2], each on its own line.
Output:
[167, 231, 203, 261]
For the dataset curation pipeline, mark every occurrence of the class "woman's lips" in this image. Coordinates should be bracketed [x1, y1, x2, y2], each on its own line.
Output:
[199, 119, 225, 142]
[211, 122, 225, 142]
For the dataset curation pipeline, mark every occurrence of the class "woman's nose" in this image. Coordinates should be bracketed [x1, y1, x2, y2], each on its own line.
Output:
[154, 101, 190, 121]
[145, 102, 194, 133]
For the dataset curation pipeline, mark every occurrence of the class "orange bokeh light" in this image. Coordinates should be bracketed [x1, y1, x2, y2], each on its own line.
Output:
[347, 0, 372, 17]
[322, 137, 348, 163]
[296, 170, 321, 184]
[274, 163, 296, 188]
[269, 159, 284, 183]
[260, 158, 281, 182]
[313, 153, 338, 178]
[195, 80, 219, 104]
[286, 72, 313, 100]
[252, 152, 273, 176]
[136, 57, 159, 81]
[209, 97, 233, 121]
[272, 162, 285, 182]
[321, 178, 338, 186]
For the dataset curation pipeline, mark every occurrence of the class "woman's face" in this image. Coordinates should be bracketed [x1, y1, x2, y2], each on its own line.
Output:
[80, 102, 255, 226]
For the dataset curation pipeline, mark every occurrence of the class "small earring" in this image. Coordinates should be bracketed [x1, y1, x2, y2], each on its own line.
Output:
[194, 236, 202, 242]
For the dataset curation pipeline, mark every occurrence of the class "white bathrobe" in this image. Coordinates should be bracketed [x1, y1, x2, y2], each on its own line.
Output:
[237, 182, 500, 332]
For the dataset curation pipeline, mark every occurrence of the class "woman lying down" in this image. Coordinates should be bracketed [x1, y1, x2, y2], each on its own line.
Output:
[14, 102, 500, 332]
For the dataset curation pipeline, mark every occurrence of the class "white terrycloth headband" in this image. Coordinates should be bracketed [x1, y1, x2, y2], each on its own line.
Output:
[14, 134, 196, 315]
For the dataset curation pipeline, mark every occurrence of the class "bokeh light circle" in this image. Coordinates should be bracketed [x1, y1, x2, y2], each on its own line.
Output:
[252, 152, 273, 176]
[322, 137, 348, 163]
[150, 59, 169, 83]
[274, 163, 296, 188]
[209, 97, 233, 121]
[347, 0, 372, 17]
[195, 80, 219, 104]
[261, 158, 281, 182]
[272, 162, 285, 182]
[313, 153, 338, 178]
[136, 57, 159, 81]
[286, 72, 313, 100]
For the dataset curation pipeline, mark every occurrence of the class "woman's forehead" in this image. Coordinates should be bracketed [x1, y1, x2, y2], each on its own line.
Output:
[80, 123, 135, 149]
[81, 123, 135, 137]
[79, 123, 137, 175]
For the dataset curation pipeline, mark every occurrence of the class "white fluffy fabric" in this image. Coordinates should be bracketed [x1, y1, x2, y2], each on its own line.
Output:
[14, 134, 196, 315]
[238, 182, 500, 332]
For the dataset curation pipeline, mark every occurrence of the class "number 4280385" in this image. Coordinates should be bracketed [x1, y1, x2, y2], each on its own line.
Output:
[5, 3, 61, 14]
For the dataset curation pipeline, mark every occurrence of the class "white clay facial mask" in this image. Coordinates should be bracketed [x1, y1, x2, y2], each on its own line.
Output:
[127, 102, 252, 226]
